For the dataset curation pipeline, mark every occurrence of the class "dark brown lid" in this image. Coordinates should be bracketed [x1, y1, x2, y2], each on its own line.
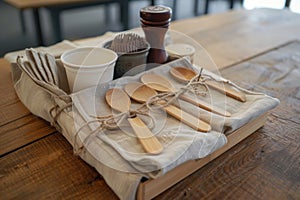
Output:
[140, 5, 172, 22]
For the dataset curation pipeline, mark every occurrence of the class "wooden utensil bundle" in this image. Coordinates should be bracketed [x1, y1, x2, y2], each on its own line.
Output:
[141, 73, 232, 117]
[124, 82, 211, 132]
[103, 65, 247, 149]
[170, 67, 246, 102]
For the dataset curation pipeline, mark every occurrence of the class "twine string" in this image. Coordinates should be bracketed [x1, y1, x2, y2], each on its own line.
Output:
[51, 67, 234, 155]
[145, 68, 214, 110]
[73, 102, 155, 155]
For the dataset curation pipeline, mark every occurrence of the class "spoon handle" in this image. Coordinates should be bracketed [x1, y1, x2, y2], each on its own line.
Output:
[128, 117, 163, 154]
[179, 94, 231, 117]
[163, 105, 211, 132]
[206, 80, 246, 102]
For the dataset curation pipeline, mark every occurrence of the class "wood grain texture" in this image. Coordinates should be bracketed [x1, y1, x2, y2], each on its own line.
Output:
[0, 59, 54, 156]
[128, 117, 164, 155]
[0, 59, 18, 106]
[205, 80, 246, 102]
[153, 42, 300, 200]
[171, 9, 300, 70]
[0, 101, 30, 127]
[1, 42, 299, 199]
[1, 9, 300, 200]
[0, 59, 30, 126]
[0, 115, 55, 156]
[138, 113, 268, 200]
[0, 133, 119, 200]
[164, 104, 211, 132]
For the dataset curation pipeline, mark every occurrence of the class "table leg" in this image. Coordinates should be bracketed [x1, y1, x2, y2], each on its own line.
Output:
[32, 8, 44, 46]
[285, 0, 291, 7]
[205, 0, 209, 14]
[229, 0, 235, 9]
[172, 0, 177, 20]
[19, 9, 26, 34]
[194, 0, 199, 15]
[120, 0, 129, 30]
[48, 8, 62, 43]
[105, 4, 110, 25]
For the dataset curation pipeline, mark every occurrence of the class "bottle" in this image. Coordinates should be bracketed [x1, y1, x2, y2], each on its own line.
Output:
[140, 5, 172, 64]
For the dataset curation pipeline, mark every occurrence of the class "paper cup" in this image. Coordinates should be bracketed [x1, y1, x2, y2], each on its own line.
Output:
[166, 43, 195, 63]
[61, 47, 117, 93]
[103, 40, 150, 79]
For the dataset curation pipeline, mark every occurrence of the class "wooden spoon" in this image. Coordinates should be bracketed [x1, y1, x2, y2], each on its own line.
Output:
[105, 88, 163, 154]
[124, 82, 211, 132]
[141, 74, 231, 117]
[170, 67, 246, 102]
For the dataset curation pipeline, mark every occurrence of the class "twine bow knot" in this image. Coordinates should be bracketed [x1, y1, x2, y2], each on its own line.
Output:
[74, 103, 154, 154]
[145, 68, 211, 109]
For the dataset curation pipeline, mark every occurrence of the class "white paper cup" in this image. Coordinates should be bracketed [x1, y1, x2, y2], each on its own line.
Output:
[166, 43, 195, 63]
[61, 47, 117, 93]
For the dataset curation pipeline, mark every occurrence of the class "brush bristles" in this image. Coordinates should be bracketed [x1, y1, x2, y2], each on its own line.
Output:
[109, 33, 148, 53]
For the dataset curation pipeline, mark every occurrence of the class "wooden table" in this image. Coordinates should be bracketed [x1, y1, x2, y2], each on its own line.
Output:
[1, 8, 300, 199]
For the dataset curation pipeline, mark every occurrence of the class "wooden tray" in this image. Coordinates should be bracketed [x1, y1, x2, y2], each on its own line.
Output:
[137, 112, 268, 200]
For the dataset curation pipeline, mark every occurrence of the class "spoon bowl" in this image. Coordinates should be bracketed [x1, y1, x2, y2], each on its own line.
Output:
[170, 66, 195, 82]
[141, 74, 175, 92]
[105, 88, 163, 154]
[124, 82, 157, 103]
[106, 88, 131, 113]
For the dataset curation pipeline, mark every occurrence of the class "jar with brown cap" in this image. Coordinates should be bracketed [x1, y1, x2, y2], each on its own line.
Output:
[140, 5, 172, 64]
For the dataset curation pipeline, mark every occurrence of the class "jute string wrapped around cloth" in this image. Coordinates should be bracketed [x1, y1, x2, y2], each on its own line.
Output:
[5, 38, 279, 200]
[73, 103, 155, 155]
[145, 68, 210, 109]
[70, 57, 279, 177]
[73, 70, 213, 155]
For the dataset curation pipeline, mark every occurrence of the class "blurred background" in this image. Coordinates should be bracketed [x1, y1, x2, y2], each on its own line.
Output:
[1, 0, 299, 57]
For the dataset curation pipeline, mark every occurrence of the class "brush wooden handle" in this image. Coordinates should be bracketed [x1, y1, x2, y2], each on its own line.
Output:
[128, 117, 163, 154]
[206, 80, 246, 102]
[179, 94, 231, 117]
[163, 105, 211, 132]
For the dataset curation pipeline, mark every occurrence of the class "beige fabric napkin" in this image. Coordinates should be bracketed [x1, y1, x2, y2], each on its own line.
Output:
[71, 58, 279, 175]
[5, 40, 77, 63]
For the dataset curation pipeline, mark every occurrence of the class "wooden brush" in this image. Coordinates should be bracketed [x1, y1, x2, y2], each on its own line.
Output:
[109, 33, 148, 53]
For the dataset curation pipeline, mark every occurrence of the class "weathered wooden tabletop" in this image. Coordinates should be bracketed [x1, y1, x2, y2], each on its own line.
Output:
[1, 8, 300, 199]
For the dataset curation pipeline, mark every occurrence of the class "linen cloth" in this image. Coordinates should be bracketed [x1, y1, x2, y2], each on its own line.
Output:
[4, 35, 279, 200]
